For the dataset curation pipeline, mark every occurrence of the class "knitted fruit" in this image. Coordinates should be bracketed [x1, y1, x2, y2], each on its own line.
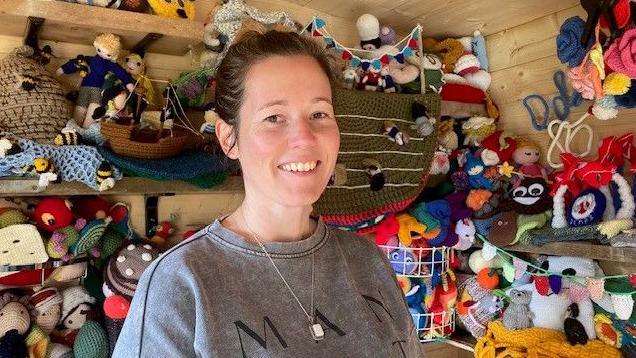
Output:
[534, 276, 551, 296]
[477, 268, 500, 289]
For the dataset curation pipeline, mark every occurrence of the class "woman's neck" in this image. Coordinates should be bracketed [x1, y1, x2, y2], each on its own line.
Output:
[225, 197, 317, 244]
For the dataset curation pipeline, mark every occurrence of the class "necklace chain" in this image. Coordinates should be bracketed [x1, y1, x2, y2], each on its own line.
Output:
[240, 211, 315, 325]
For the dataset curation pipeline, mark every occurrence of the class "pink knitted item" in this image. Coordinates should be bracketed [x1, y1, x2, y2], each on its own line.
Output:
[586, 277, 605, 300]
[605, 28, 636, 78]
[568, 284, 590, 303]
[568, 61, 601, 100]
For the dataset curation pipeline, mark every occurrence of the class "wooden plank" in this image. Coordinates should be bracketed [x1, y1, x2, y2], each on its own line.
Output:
[486, 6, 586, 72]
[0, 176, 244, 197]
[0, 0, 204, 56]
[443, 329, 476, 352]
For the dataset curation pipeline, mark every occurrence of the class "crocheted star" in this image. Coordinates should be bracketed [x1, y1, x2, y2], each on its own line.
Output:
[498, 161, 515, 178]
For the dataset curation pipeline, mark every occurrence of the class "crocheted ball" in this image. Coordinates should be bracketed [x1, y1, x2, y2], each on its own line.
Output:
[103, 295, 130, 320]
[556, 16, 591, 68]
[603, 73, 631, 95]
[73, 320, 109, 358]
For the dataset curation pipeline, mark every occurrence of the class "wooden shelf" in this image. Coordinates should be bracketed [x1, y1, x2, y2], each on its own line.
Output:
[0, 176, 244, 196]
[443, 330, 476, 352]
[0, 0, 204, 55]
[474, 241, 636, 264]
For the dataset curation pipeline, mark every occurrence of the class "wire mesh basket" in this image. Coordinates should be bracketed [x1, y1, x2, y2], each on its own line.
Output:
[378, 245, 452, 277]
[412, 308, 456, 343]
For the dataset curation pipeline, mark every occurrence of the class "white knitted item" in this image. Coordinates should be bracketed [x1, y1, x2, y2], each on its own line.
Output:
[613, 172, 635, 219]
[552, 185, 569, 228]
[464, 70, 492, 91]
[600, 185, 616, 220]
[611, 294, 634, 320]
[0, 224, 48, 266]
[544, 256, 596, 281]
[481, 242, 498, 261]
[60, 286, 95, 323]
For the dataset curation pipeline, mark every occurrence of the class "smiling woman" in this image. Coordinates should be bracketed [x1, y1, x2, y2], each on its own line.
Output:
[112, 30, 425, 357]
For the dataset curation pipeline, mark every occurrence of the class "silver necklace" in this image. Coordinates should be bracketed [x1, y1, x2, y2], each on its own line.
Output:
[240, 212, 325, 341]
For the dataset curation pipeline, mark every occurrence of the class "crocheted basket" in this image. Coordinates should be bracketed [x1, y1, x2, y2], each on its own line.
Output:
[0, 46, 70, 144]
[100, 121, 189, 159]
[313, 88, 440, 227]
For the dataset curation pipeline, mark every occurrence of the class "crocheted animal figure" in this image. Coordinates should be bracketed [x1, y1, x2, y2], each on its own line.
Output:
[57, 33, 134, 128]
[389, 246, 418, 275]
[54, 286, 97, 347]
[564, 303, 589, 345]
[0, 293, 30, 357]
[34, 198, 82, 261]
[454, 218, 475, 251]
[465, 155, 493, 190]
[503, 289, 534, 330]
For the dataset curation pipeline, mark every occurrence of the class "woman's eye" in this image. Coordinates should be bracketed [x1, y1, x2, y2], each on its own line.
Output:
[264, 115, 280, 123]
[311, 112, 329, 120]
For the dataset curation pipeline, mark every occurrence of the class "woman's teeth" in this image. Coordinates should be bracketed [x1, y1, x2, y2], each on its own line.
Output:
[280, 161, 317, 172]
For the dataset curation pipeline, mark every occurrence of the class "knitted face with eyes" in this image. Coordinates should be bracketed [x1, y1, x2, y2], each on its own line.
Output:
[0, 295, 30, 337]
[513, 139, 541, 166]
[510, 177, 552, 215]
[123, 54, 145, 76]
[93, 33, 121, 63]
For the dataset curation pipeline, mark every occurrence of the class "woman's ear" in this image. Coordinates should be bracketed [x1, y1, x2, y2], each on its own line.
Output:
[215, 118, 239, 159]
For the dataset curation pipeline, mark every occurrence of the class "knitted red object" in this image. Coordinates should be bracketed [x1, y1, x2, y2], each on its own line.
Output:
[440, 83, 486, 104]
[103, 295, 130, 320]
[322, 194, 419, 227]
[600, 0, 631, 29]
[534, 275, 550, 296]
[480, 131, 517, 164]
[630, 273, 636, 287]
[33, 198, 73, 232]
[72, 197, 111, 220]
[358, 214, 399, 245]
[0, 268, 53, 286]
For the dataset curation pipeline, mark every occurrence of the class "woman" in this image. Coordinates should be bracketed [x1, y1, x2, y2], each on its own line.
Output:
[113, 30, 424, 357]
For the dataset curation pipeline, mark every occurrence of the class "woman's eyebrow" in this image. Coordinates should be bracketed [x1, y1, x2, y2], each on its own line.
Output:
[257, 99, 287, 111]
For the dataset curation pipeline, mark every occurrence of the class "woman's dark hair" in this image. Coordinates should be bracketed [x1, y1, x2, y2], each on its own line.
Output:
[215, 30, 336, 150]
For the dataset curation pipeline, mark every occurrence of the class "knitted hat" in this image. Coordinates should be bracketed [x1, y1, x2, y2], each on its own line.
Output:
[73, 320, 109, 358]
[60, 286, 95, 325]
[480, 131, 517, 166]
[104, 243, 160, 300]
[0, 46, 70, 143]
[30, 288, 62, 333]
[440, 83, 486, 104]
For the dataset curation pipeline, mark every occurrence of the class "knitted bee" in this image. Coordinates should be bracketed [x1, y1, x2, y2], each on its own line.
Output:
[54, 129, 83, 146]
[24, 157, 60, 187]
[73, 55, 90, 78]
[96, 162, 115, 192]
[18, 74, 40, 92]
[0, 138, 22, 158]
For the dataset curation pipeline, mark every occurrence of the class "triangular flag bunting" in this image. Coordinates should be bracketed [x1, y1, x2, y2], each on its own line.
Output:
[586, 278, 605, 300]
[611, 293, 634, 320]
[342, 50, 352, 60]
[403, 47, 413, 57]
[350, 57, 361, 67]
[361, 60, 371, 71]
[513, 258, 527, 280]
[304, 23, 313, 33]
[312, 29, 323, 37]
[534, 275, 550, 296]
[549, 275, 562, 294]
[408, 38, 418, 49]
[502, 260, 516, 282]
[481, 243, 497, 261]
[413, 29, 420, 38]
[568, 284, 590, 303]
[395, 53, 405, 64]
[629, 273, 636, 287]
[315, 17, 326, 29]
[371, 59, 382, 70]
[380, 54, 390, 64]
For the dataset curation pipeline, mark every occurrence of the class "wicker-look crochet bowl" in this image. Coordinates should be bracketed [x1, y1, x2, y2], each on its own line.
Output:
[313, 88, 440, 227]
[100, 121, 189, 160]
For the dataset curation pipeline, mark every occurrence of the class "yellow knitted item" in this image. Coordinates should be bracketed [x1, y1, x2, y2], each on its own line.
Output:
[598, 218, 633, 238]
[486, 92, 500, 119]
[603, 72, 631, 95]
[26, 325, 49, 358]
[396, 213, 434, 246]
[475, 320, 622, 358]
[147, 0, 195, 19]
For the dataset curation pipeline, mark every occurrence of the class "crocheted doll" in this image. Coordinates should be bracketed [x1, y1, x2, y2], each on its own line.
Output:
[53, 286, 97, 347]
[57, 33, 134, 128]
[122, 52, 153, 121]
[512, 137, 548, 180]
[503, 289, 534, 330]
[29, 288, 63, 334]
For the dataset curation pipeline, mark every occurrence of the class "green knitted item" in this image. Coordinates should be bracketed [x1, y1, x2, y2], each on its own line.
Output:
[73, 321, 108, 358]
[71, 219, 109, 256]
[313, 88, 440, 225]
[516, 210, 551, 245]
[409, 202, 442, 232]
[46, 226, 78, 259]
[527, 224, 603, 246]
[100, 229, 125, 260]
[0, 209, 28, 229]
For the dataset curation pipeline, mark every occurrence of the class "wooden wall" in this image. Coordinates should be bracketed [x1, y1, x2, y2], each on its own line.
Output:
[486, 4, 636, 165]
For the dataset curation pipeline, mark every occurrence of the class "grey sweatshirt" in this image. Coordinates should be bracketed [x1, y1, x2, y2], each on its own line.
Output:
[112, 218, 425, 357]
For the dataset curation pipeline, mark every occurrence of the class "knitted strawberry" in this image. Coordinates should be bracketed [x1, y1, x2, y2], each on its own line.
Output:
[534, 275, 550, 296]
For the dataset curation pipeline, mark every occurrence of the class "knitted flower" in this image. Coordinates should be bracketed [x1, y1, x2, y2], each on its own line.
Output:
[556, 16, 592, 67]
[605, 28, 636, 78]
[498, 161, 515, 178]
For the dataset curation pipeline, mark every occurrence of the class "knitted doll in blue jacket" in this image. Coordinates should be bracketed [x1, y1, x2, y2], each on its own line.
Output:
[57, 33, 134, 128]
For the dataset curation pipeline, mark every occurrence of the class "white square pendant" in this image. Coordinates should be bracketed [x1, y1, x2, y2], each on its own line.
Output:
[310, 323, 324, 340]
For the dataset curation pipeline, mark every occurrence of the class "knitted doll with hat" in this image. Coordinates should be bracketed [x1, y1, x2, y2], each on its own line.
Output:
[29, 287, 63, 334]
[0, 293, 31, 358]
[53, 286, 97, 347]
[56, 33, 134, 128]
[480, 130, 517, 166]
[512, 137, 548, 181]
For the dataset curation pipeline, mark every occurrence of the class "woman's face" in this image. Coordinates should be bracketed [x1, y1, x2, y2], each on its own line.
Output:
[223, 55, 340, 208]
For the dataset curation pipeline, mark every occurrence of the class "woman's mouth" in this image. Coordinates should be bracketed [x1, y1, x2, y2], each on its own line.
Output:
[278, 161, 320, 173]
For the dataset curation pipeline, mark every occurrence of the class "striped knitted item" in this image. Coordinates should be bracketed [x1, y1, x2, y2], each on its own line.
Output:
[528, 225, 603, 246]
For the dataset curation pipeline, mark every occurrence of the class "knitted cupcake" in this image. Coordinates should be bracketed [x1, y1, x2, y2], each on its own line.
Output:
[103, 242, 159, 300]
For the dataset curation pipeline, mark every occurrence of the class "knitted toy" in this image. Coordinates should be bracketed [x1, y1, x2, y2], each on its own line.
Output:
[389, 246, 418, 275]
[147, 0, 194, 18]
[122, 52, 153, 121]
[0, 223, 49, 266]
[511, 177, 552, 215]
[396, 213, 427, 246]
[29, 288, 63, 334]
[73, 320, 109, 358]
[433, 38, 464, 73]
[104, 243, 160, 302]
[564, 303, 589, 345]
[57, 33, 134, 128]
[0, 293, 30, 357]
[379, 25, 396, 46]
[92, 84, 129, 121]
[64, 0, 122, 7]
[480, 131, 516, 166]
[453, 53, 491, 91]
[453, 218, 475, 251]
[512, 137, 547, 180]
[72, 197, 112, 221]
[201, 12, 224, 69]
[53, 286, 96, 347]
[146, 217, 175, 249]
[399, 277, 428, 330]
[356, 14, 381, 50]
[0, 205, 28, 229]
[119, 0, 149, 12]
[465, 155, 494, 190]
[34, 198, 81, 260]
[503, 289, 534, 330]
[462, 117, 496, 147]
[103, 294, 130, 355]
[421, 53, 444, 93]
[384, 121, 409, 146]
[206, 0, 296, 71]
[412, 102, 436, 137]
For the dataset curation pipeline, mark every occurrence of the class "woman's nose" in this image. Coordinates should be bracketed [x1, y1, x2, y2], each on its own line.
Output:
[288, 117, 318, 147]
